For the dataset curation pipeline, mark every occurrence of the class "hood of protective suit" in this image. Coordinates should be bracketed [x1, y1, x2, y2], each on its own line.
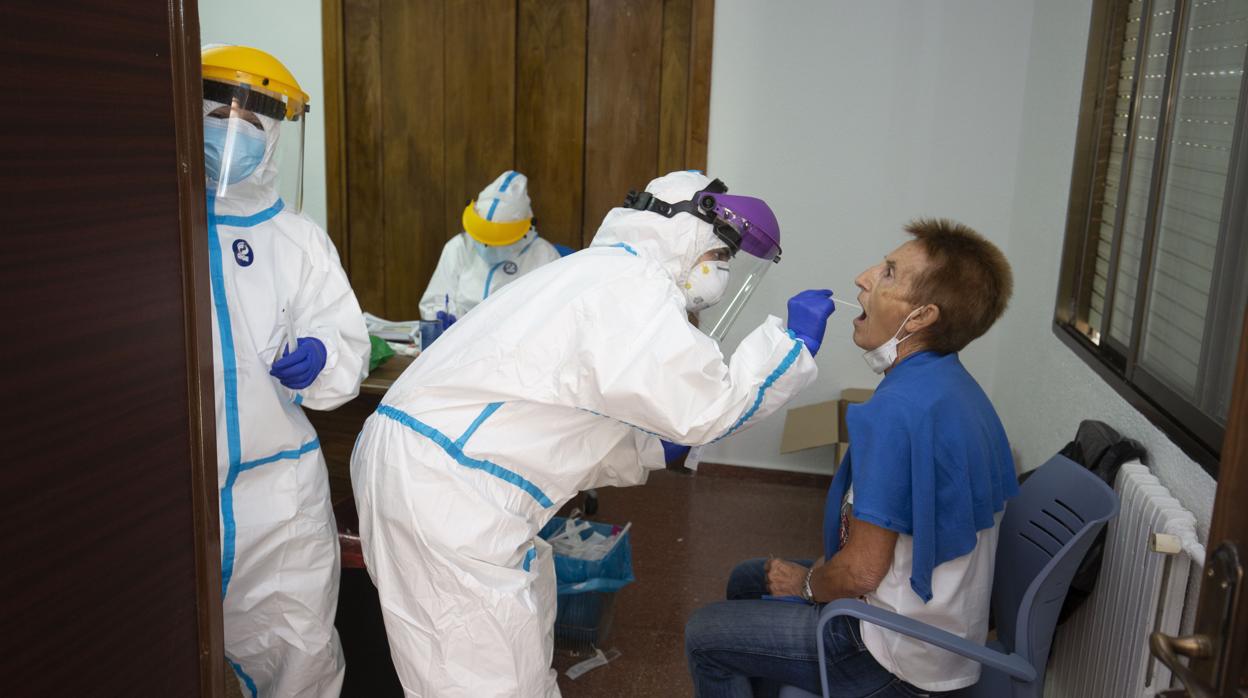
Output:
[589, 171, 725, 288]
[473, 171, 533, 223]
[203, 99, 282, 207]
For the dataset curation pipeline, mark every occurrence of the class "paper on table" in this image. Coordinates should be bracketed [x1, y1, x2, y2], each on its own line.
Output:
[363, 311, 420, 342]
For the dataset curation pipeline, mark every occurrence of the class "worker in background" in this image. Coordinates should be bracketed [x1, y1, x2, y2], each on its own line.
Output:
[202, 45, 370, 697]
[351, 170, 839, 697]
[419, 170, 563, 327]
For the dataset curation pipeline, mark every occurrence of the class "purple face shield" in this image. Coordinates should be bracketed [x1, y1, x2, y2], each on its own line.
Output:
[696, 190, 782, 263]
[621, 178, 783, 341]
[622, 178, 782, 262]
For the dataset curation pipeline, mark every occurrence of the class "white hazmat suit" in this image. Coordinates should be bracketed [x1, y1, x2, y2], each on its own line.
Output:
[351, 171, 818, 697]
[419, 171, 562, 319]
[205, 99, 370, 697]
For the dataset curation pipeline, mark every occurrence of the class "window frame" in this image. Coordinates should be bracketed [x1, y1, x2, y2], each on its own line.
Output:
[1055, 0, 1248, 478]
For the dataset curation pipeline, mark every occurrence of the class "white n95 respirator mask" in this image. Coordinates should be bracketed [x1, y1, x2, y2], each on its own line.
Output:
[682, 260, 731, 312]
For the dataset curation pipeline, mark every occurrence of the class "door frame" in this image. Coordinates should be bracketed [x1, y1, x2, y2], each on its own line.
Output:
[168, 0, 225, 694]
[1192, 302, 1248, 692]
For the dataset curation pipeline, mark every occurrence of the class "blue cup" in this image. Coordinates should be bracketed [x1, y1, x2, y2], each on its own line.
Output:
[419, 320, 443, 350]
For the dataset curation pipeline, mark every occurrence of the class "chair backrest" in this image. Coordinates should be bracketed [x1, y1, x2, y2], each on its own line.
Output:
[992, 454, 1119, 679]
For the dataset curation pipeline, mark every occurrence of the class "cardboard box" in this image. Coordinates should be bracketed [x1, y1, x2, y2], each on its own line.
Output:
[840, 388, 875, 404]
[780, 388, 875, 456]
[779, 401, 841, 454]
[836, 388, 875, 438]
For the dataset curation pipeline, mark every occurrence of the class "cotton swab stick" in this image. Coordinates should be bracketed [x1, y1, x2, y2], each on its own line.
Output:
[835, 297, 863, 311]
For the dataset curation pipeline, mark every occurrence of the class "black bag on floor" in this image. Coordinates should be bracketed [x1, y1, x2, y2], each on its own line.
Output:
[1022, 420, 1146, 624]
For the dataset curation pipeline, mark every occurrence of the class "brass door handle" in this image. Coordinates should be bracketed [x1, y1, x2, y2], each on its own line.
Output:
[1149, 632, 1216, 698]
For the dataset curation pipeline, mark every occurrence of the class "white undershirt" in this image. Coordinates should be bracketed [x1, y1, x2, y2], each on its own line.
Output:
[849, 491, 1001, 692]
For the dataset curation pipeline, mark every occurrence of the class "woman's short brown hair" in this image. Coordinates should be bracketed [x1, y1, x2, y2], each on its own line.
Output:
[905, 218, 1013, 354]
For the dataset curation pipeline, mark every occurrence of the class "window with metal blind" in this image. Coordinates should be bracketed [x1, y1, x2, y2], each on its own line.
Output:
[1057, 0, 1248, 475]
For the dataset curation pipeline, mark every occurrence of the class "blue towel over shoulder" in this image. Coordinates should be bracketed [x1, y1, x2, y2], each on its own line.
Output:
[823, 351, 1018, 602]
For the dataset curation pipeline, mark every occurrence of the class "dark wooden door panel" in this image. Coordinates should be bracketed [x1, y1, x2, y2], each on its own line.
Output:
[445, 0, 517, 237]
[584, 0, 665, 246]
[517, 0, 588, 252]
[380, 0, 447, 321]
[0, 0, 218, 694]
[344, 0, 386, 314]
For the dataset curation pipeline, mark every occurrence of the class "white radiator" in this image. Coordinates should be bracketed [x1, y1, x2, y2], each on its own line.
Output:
[1044, 463, 1204, 698]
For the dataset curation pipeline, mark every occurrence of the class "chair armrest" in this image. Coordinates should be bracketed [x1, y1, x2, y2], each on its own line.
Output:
[816, 599, 1037, 693]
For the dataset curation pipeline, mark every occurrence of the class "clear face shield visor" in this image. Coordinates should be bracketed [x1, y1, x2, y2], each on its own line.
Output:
[701, 208, 782, 342]
[203, 79, 307, 212]
[621, 181, 782, 342]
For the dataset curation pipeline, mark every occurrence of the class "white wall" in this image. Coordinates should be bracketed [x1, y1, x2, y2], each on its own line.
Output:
[704, 0, 1217, 538]
[703, 0, 1035, 473]
[199, 1, 328, 230]
[989, 0, 1217, 534]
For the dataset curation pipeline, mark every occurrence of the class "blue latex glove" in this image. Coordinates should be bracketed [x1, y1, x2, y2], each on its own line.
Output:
[269, 337, 327, 390]
[436, 310, 457, 330]
[662, 440, 691, 464]
[787, 289, 836, 357]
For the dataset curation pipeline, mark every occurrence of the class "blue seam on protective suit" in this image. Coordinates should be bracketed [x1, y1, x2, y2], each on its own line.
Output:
[578, 407, 661, 438]
[227, 656, 258, 698]
[455, 402, 503, 447]
[522, 544, 537, 572]
[486, 198, 500, 220]
[376, 404, 554, 507]
[238, 439, 320, 473]
[207, 193, 246, 601]
[710, 335, 804, 444]
[483, 239, 537, 298]
[500, 170, 519, 191]
[214, 198, 284, 228]
[210, 194, 292, 604]
[610, 242, 638, 256]
[293, 393, 303, 406]
[483, 261, 505, 298]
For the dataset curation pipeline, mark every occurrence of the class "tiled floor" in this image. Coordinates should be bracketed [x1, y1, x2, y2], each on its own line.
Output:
[224, 467, 829, 697]
[552, 468, 827, 697]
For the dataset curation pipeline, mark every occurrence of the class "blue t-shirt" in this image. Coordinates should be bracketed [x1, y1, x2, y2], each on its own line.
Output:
[823, 351, 1018, 602]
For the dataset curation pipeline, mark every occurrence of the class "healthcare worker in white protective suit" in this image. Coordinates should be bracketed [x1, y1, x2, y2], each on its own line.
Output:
[202, 45, 370, 698]
[351, 171, 838, 697]
[419, 170, 562, 326]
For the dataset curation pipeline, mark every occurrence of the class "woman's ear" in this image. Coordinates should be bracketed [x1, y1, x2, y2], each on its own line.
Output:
[907, 303, 940, 334]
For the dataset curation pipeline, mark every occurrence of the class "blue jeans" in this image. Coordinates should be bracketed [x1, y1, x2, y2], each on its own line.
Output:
[685, 558, 938, 698]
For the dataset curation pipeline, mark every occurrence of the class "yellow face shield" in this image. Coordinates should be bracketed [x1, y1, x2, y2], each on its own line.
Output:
[462, 201, 532, 247]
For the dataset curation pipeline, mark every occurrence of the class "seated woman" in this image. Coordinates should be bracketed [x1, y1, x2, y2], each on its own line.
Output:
[419, 170, 563, 325]
[685, 219, 1017, 698]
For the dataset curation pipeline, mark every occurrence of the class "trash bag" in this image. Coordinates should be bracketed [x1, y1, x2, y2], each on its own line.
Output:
[539, 517, 635, 595]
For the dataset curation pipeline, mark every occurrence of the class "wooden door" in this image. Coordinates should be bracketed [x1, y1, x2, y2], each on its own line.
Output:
[0, 1, 223, 695]
[322, 0, 715, 319]
[1189, 303, 1248, 693]
[1152, 302, 1248, 695]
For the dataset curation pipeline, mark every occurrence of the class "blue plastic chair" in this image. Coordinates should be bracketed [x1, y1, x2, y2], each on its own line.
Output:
[778, 454, 1119, 698]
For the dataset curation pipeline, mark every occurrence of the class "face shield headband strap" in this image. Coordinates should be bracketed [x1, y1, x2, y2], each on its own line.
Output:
[203, 80, 290, 122]
[621, 179, 743, 255]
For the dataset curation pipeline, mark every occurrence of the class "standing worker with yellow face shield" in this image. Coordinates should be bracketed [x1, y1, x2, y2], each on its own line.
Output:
[202, 45, 370, 698]
[419, 171, 563, 328]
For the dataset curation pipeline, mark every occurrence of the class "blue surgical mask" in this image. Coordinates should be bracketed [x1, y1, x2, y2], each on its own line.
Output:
[472, 230, 533, 266]
[204, 119, 267, 185]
